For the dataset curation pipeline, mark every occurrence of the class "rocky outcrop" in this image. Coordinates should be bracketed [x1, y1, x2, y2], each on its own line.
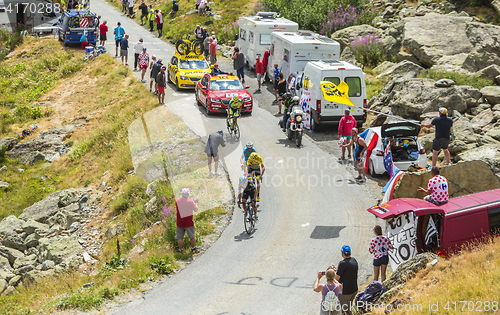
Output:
[331, 24, 384, 50]
[393, 160, 500, 199]
[0, 138, 18, 151]
[481, 86, 500, 105]
[376, 60, 424, 78]
[0, 187, 104, 292]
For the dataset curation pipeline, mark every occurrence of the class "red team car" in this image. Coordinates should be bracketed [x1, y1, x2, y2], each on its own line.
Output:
[195, 74, 253, 115]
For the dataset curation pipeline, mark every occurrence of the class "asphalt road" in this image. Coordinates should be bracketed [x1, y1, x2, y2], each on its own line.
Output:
[88, 1, 382, 313]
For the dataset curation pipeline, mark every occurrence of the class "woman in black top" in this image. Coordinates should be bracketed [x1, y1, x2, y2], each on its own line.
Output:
[277, 72, 286, 115]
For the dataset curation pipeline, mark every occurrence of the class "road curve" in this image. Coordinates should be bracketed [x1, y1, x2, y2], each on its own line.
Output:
[88, 0, 381, 313]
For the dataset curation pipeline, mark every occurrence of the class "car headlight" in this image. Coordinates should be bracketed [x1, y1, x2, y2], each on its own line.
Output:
[296, 115, 302, 122]
[179, 76, 189, 80]
[210, 98, 221, 103]
[244, 97, 252, 102]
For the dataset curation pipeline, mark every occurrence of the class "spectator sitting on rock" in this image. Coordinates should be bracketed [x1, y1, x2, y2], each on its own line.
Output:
[418, 166, 449, 205]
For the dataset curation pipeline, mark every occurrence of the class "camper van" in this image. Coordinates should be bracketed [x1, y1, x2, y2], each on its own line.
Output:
[237, 12, 298, 69]
[266, 31, 340, 85]
[297, 60, 367, 131]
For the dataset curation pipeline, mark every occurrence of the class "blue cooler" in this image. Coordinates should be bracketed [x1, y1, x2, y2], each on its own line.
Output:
[85, 46, 94, 54]
[97, 45, 103, 50]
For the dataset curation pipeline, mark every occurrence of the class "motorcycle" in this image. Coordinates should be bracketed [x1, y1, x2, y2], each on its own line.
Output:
[281, 104, 305, 147]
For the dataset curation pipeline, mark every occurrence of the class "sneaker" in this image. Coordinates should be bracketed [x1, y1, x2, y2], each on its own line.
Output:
[355, 175, 362, 180]
[254, 214, 258, 220]
[177, 248, 184, 253]
[359, 177, 366, 183]
[256, 88, 261, 92]
[141, 79, 146, 83]
[191, 247, 200, 253]
[282, 128, 286, 132]
[272, 100, 278, 104]
[150, 89, 152, 92]
[125, 63, 128, 66]
[153, 91, 158, 95]
[212, 172, 222, 176]
[134, 68, 137, 71]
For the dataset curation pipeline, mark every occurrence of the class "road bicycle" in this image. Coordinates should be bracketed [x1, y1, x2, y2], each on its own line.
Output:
[241, 198, 258, 234]
[226, 115, 240, 140]
[175, 35, 203, 55]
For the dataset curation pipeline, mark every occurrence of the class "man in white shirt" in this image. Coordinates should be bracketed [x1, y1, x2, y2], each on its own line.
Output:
[133, 38, 143, 71]
[128, 0, 134, 16]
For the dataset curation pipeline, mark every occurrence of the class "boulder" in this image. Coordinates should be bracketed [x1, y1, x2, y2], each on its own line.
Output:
[21, 219, 49, 236]
[0, 246, 24, 266]
[0, 137, 18, 151]
[496, 75, 500, 85]
[24, 234, 40, 248]
[447, 140, 470, 154]
[401, 13, 474, 67]
[339, 46, 360, 67]
[1, 235, 27, 252]
[383, 253, 440, 290]
[458, 144, 500, 170]
[393, 160, 500, 199]
[0, 216, 24, 238]
[19, 151, 45, 166]
[487, 129, 500, 141]
[471, 109, 494, 132]
[473, 65, 500, 82]
[395, 51, 422, 65]
[419, 133, 435, 152]
[8, 275, 21, 287]
[58, 189, 79, 207]
[7, 125, 77, 159]
[331, 24, 384, 50]
[144, 196, 158, 214]
[0, 181, 8, 188]
[451, 117, 477, 144]
[14, 265, 34, 275]
[377, 60, 424, 78]
[434, 79, 455, 88]
[12, 254, 36, 270]
[373, 61, 396, 74]
[480, 86, 500, 105]
[0, 269, 15, 283]
[40, 260, 55, 271]
[434, 53, 477, 72]
[19, 191, 60, 223]
[465, 22, 500, 70]
[2, 285, 17, 295]
[0, 279, 7, 294]
[37, 235, 82, 264]
[456, 85, 482, 108]
[382, 36, 401, 58]
[0, 255, 12, 271]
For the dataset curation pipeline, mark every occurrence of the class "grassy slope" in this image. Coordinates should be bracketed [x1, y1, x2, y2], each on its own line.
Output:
[0, 38, 229, 313]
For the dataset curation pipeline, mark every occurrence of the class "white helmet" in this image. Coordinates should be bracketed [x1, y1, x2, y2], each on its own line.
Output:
[293, 96, 300, 102]
[246, 141, 253, 148]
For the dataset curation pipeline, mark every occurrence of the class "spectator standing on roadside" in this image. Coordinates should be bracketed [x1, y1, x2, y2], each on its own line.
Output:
[194, 25, 203, 40]
[149, 55, 157, 92]
[139, 1, 148, 25]
[255, 55, 264, 92]
[151, 57, 163, 95]
[120, 34, 129, 65]
[198, 0, 207, 16]
[128, 0, 134, 17]
[148, 5, 155, 31]
[273, 63, 281, 104]
[276, 72, 286, 115]
[421, 107, 453, 167]
[314, 269, 342, 315]
[342, 127, 367, 183]
[369, 225, 393, 282]
[232, 47, 245, 83]
[138, 47, 149, 82]
[204, 130, 226, 176]
[338, 109, 357, 160]
[157, 66, 166, 104]
[99, 20, 108, 47]
[121, 0, 127, 14]
[169, 0, 178, 18]
[155, 9, 163, 37]
[209, 37, 217, 65]
[175, 188, 200, 253]
[114, 22, 125, 57]
[133, 38, 143, 71]
[203, 34, 210, 59]
[334, 245, 358, 315]
[211, 32, 217, 44]
[195, 0, 201, 10]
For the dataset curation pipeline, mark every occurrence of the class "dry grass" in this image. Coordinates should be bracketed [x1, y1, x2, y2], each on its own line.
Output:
[369, 237, 500, 315]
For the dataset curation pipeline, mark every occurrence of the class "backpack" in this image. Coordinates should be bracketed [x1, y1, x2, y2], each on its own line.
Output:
[323, 284, 339, 311]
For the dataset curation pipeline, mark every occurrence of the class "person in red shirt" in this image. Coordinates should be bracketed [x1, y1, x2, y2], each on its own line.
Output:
[255, 55, 265, 92]
[338, 109, 357, 160]
[99, 20, 108, 47]
[176, 188, 200, 253]
[262, 50, 270, 82]
[368, 225, 393, 282]
[209, 37, 217, 65]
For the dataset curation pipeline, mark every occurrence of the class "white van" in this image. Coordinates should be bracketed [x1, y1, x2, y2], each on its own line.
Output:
[298, 60, 367, 131]
[266, 31, 341, 85]
[237, 12, 298, 69]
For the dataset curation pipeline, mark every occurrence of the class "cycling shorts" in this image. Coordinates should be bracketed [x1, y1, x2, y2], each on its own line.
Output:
[228, 107, 240, 117]
[242, 189, 255, 201]
[248, 167, 261, 177]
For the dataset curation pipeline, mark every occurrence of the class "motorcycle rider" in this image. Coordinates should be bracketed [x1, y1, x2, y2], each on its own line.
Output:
[285, 96, 301, 130]
[280, 92, 293, 131]
[237, 175, 258, 220]
[227, 95, 242, 129]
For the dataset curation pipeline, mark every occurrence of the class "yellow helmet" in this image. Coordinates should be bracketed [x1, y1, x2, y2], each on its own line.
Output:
[232, 95, 239, 102]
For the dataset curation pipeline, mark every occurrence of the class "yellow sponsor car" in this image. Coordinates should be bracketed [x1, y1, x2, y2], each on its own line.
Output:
[167, 52, 211, 90]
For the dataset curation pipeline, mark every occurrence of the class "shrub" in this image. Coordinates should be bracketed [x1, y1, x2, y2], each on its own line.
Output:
[350, 34, 385, 68]
[418, 69, 492, 90]
[320, 4, 360, 37]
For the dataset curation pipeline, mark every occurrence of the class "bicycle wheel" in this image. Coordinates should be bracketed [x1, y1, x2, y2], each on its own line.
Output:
[192, 41, 203, 55]
[244, 208, 254, 235]
[176, 40, 190, 55]
[233, 121, 240, 140]
[226, 118, 233, 135]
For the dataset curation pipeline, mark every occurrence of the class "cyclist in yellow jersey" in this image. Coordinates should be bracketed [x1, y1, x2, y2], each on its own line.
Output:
[227, 95, 242, 129]
[246, 152, 265, 202]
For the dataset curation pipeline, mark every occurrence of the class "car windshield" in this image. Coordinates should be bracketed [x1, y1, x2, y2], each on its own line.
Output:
[179, 59, 209, 70]
[210, 80, 244, 91]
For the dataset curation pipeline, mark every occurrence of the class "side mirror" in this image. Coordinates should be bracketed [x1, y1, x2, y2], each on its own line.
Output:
[244, 85, 250, 89]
